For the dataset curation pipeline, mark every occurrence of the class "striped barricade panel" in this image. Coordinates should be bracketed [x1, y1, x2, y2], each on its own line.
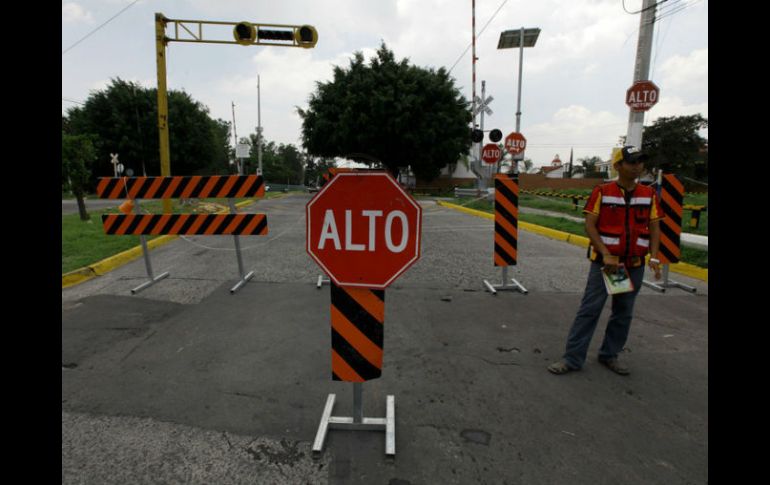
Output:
[330, 282, 384, 382]
[101, 213, 268, 236]
[96, 175, 265, 199]
[659, 173, 683, 264]
[494, 173, 519, 267]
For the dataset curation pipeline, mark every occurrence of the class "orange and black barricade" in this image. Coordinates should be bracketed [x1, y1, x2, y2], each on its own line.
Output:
[642, 172, 697, 293]
[494, 173, 519, 267]
[96, 175, 268, 294]
[658, 173, 684, 264]
[483, 173, 527, 294]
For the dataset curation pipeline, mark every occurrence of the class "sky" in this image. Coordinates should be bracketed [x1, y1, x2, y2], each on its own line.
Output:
[62, 0, 708, 170]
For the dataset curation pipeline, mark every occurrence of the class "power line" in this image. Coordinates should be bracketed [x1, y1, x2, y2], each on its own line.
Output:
[447, 0, 510, 74]
[622, 0, 669, 15]
[652, 0, 703, 23]
[62, 97, 85, 106]
[62, 0, 141, 55]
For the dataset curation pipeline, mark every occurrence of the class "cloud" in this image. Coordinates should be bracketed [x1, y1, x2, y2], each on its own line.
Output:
[657, 48, 708, 101]
[62, 2, 94, 24]
[525, 105, 627, 164]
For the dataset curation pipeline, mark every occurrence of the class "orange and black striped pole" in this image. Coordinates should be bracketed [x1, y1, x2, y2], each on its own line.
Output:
[330, 283, 384, 382]
[483, 173, 528, 294]
[642, 172, 697, 293]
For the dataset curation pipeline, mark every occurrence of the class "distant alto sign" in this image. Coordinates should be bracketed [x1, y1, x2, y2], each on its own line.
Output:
[481, 143, 502, 164]
[626, 80, 660, 112]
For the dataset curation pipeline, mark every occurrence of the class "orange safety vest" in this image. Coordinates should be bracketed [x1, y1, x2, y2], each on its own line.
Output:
[589, 182, 656, 262]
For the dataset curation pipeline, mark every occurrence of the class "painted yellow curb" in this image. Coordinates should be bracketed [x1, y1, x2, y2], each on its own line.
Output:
[62, 199, 256, 289]
[435, 200, 708, 282]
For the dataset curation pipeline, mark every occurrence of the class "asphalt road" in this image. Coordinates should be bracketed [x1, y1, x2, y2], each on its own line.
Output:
[62, 194, 708, 484]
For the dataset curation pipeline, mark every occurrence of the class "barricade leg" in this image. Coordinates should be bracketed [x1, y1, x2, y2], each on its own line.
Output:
[483, 267, 528, 295]
[316, 275, 330, 289]
[228, 199, 255, 294]
[131, 201, 169, 294]
[312, 383, 395, 458]
[642, 265, 697, 293]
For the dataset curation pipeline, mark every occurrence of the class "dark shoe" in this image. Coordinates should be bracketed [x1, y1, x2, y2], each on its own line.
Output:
[599, 358, 630, 375]
[547, 361, 577, 375]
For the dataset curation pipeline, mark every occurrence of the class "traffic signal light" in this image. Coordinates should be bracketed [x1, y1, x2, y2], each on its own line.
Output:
[471, 129, 483, 143]
[296, 25, 318, 48]
[232, 23, 317, 48]
[233, 22, 257, 45]
[489, 129, 502, 143]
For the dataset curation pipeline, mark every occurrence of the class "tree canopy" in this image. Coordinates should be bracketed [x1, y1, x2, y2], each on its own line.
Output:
[65, 78, 232, 188]
[299, 43, 471, 181]
[62, 133, 98, 220]
[639, 114, 708, 182]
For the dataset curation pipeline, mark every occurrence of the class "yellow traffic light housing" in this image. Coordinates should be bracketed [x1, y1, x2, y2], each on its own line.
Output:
[296, 25, 318, 48]
[233, 21, 257, 45]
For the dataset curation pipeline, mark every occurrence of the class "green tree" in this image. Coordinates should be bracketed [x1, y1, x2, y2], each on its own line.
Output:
[638, 114, 708, 181]
[579, 156, 604, 178]
[62, 133, 98, 220]
[243, 136, 306, 185]
[66, 78, 232, 188]
[304, 157, 337, 186]
[299, 43, 471, 182]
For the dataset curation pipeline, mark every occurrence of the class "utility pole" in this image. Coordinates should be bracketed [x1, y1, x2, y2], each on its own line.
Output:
[625, 0, 657, 149]
[257, 75, 263, 176]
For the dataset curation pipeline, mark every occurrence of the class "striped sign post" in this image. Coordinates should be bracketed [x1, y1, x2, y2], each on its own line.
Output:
[642, 172, 697, 293]
[97, 175, 267, 294]
[307, 172, 422, 458]
[483, 173, 528, 295]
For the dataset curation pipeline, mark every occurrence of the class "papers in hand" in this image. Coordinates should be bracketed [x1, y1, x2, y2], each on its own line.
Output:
[602, 264, 635, 295]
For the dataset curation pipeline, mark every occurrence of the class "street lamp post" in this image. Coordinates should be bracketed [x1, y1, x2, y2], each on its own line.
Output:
[497, 27, 540, 172]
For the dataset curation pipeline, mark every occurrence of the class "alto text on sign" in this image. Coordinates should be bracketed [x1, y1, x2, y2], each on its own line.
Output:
[504, 132, 527, 155]
[626, 80, 660, 112]
[482, 143, 502, 164]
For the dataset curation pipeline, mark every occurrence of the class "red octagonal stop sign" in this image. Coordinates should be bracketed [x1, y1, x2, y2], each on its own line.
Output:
[626, 80, 660, 112]
[306, 172, 422, 289]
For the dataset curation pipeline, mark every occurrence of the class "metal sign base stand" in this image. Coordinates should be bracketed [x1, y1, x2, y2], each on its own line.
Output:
[131, 200, 169, 294]
[228, 199, 255, 294]
[642, 265, 697, 294]
[483, 266, 528, 295]
[312, 383, 395, 458]
[317, 275, 330, 289]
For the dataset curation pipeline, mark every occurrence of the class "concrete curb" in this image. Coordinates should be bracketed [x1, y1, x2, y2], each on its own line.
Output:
[435, 200, 708, 282]
[62, 199, 257, 289]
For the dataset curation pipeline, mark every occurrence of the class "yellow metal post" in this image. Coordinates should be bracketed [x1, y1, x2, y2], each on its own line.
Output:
[155, 13, 172, 213]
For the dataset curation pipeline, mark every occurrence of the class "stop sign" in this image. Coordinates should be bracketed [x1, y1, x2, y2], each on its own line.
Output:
[626, 80, 660, 112]
[504, 132, 527, 155]
[481, 143, 502, 164]
[306, 172, 422, 289]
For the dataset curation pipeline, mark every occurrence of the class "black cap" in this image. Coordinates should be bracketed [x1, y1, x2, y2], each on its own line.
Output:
[612, 145, 648, 164]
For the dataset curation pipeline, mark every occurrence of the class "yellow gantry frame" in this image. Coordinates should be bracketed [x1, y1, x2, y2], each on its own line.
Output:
[154, 12, 317, 212]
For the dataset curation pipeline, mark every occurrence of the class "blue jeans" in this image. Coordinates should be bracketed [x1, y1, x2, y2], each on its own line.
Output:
[562, 262, 645, 369]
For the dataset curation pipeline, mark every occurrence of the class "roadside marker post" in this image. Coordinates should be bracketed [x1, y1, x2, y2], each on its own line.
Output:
[306, 172, 422, 458]
[643, 172, 697, 293]
[97, 175, 267, 294]
[483, 173, 528, 295]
